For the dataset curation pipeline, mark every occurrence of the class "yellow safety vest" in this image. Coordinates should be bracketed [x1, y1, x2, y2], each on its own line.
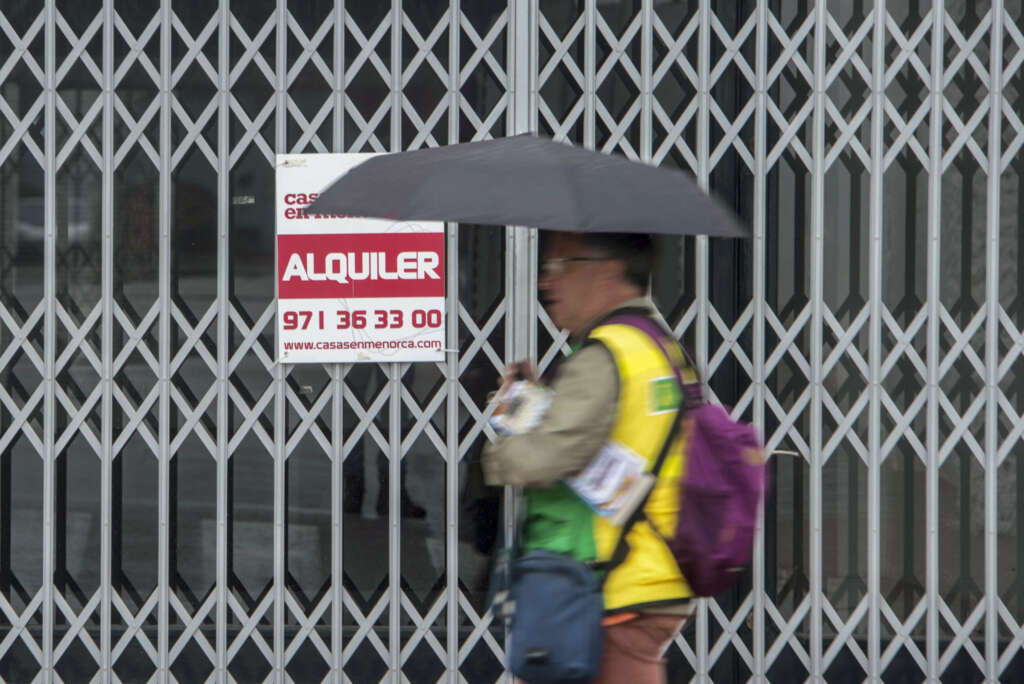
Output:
[588, 321, 693, 611]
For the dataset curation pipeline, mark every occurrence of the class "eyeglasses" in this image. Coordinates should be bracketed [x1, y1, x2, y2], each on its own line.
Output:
[540, 256, 609, 276]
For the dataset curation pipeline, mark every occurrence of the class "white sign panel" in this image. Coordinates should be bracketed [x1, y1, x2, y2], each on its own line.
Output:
[276, 154, 445, 363]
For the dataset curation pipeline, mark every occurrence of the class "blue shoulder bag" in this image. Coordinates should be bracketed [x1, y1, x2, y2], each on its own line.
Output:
[500, 547, 604, 684]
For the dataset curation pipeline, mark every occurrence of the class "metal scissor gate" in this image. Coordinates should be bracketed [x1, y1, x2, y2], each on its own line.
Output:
[0, 0, 1022, 681]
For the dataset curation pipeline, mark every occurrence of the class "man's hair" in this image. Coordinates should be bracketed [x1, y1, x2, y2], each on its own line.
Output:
[580, 232, 655, 290]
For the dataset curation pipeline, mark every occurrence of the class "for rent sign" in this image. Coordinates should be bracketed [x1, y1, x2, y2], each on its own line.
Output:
[276, 154, 445, 363]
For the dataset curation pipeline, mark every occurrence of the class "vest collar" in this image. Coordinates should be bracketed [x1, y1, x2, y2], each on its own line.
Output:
[572, 297, 657, 349]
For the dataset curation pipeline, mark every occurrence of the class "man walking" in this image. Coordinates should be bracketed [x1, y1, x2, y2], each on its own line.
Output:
[483, 231, 692, 684]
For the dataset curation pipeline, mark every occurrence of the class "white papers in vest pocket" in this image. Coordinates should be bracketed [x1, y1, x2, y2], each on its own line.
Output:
[565, 442, 656, 527]
[488, 381, 654, 526]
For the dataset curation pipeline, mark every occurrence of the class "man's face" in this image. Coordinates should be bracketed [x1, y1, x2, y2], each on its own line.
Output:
[538, 234, 614, 335]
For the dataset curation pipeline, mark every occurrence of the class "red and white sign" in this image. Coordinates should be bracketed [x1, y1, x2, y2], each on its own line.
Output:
[276, 154, 445, 363]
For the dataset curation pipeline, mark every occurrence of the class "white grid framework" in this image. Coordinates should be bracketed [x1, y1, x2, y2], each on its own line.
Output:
[0, 0, 1022, 682]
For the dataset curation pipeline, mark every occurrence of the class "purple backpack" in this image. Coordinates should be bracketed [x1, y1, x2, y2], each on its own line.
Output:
[670, 402, 766, 596]
[606, 314, 768, 597]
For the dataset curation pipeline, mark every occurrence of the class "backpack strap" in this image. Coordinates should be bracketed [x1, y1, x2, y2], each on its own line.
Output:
[606, 313, 703, 407]
[590, 392, 682, 576]
[590, 313, 700, 578]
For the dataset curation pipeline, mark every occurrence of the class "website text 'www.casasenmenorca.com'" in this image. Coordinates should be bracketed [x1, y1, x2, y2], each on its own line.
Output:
[281, 339, 442, 351]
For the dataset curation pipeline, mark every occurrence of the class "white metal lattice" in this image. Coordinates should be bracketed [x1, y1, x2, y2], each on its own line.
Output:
[0, 1, 1021, 682]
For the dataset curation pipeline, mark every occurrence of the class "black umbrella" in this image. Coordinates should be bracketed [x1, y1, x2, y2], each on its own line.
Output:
[306, 134, 748, 238]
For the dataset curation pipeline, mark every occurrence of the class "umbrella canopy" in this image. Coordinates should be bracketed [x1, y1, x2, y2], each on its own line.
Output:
[305, 135, 749, 238]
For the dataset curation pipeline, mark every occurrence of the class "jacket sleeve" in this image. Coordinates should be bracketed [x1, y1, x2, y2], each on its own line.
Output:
[481, 342, 619, 488]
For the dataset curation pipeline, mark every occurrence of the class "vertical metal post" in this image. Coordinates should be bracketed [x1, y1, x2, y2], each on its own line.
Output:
[504, 6, 519, 673]
[510, 0, 537, 368]
[444, 241, 460, 681]
[158, 1, 173, 680]
[511, 0, 536, 140]
[388, 359, 403, 681]
[274, 2, 289, 680]
[584, 0, 595, 150]
[502, 248, 516, 682]
[100, 1, 115, 680]
[509, 0, 538, 382]
[509, 0, 537, 366]
[505, 5, 536, 679]
[43, 2, 56, 680]
[333, 1, 346, 153]
[692, 0, 708, 679]
[925, 1, 944, 680]
[155, 6, 174, 679]
[640, 0, 652, 165]
[809, 0, 827, 680]
[330, 350, 345, 684]
[752, 0, 768, 679]
[391, 0, 403, 152]
[523, 0, 539, 367]
[389, 4, 404, 680]
[0, 63, 11, 613]
[331, 5, 346, 681]
[216, 2, 231, 681]
[984, 3, 1004, 681]
[696, 0, 711, 678]
[446, 2, 461, 681]
[695, 0, 710, 358]
[868, 1, 886, 680]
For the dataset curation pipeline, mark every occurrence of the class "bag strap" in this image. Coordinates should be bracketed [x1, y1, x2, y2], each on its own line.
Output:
[591, 313, 701, 577]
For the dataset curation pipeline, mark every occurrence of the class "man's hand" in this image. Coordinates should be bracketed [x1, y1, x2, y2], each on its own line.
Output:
[498, 360, 539, 393]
